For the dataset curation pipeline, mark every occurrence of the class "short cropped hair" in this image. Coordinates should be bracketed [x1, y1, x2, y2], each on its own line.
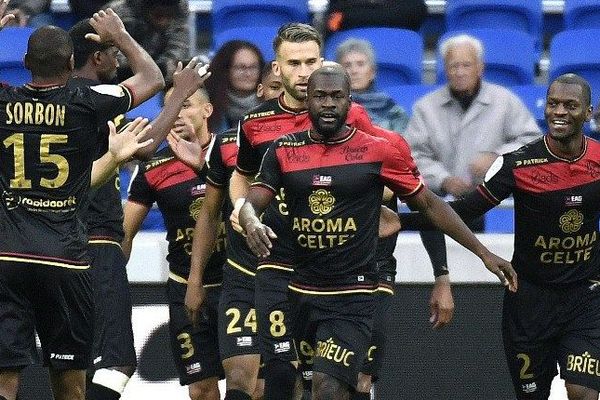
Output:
[26, 26, 74, 78]
[335, 38, 375, 67]
[551, 73, 592, 107]
[69, 19, 112, 70]
[439, 34, 484, 62]
[273, 23, 322, 56]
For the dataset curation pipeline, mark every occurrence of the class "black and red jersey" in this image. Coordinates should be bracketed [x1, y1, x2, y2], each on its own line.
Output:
[68, 77, 127, 244]
[236, 94, 374, 270]
[128, 146, 225, 285]
[0, 82, 132, 268]
[480, 136, 600, 286]
[253, 128, 424, 294]
[206, 128, 258, 276]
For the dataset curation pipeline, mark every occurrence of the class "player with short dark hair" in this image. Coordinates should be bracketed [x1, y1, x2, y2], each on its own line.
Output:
[0, 6, 163, 400]
[181, 67, 283, 400]
[67, 13, 209, 400]
[401, 73, 600, 400]
[239, 65, 516, 400]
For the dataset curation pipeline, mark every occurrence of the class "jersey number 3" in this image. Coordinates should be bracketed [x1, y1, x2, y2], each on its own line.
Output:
[4, 133, 69, 189]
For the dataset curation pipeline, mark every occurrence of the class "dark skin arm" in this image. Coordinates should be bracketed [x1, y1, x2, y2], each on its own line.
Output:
[405, 187, 517, 292]
[133, 59, 211, 160]
[185, 184, 225, 327]
[239, 186, 277, 258]
[86, 8, 164, 107]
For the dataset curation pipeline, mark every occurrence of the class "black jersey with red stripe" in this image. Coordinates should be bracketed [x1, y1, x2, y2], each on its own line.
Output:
[479, 136, 600, 286]
[128, 146, 225, 284]
[253, 128, 424, 292]
[236, 94, 373, 268]
[68, 77, 127, 243]
[206, 128, 257, 274]
[0, 83, 132, 268]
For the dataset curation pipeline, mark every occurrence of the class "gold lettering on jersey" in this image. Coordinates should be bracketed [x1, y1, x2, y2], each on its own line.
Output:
[293, 217, 357, 249]
[275, 187, 288, 216]
[309, 189, 335, 216]
[245, 110, 276, 120]
[367, 345, 376, 362]
[189, 198, 204, 221]
[176, 222, 227, 255]
[298, 340, 314, 366]
[515, 158, 548, 167]
[6, 102, 65, 126]
[566, 352, 600, 377]
[534, 231, 597, 265]
[222, 136, 236, 144]
[315, 338, 354, 367]
[559, 209, 584, 234]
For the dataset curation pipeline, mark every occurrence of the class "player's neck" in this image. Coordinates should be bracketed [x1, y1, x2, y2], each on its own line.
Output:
[72, 64, 100, 82]
[282, 91, 305, 111]
[546, 134, 585, 160]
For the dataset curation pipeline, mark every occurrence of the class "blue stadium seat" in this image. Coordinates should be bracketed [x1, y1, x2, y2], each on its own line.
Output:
[0, 27, 34, 86]
[436, 28, 536, 86]
[127, 93, 163, 121]
[385, 84, 438, 116]
[212, 0, 309, 33]
[564, 0, 600, 30]
[445, 0, 543, 53]
[549, 29, 600, 105]
[510, 84, 547, 131]
[212, 26, 279, 61]
[324, 28, 423, 89]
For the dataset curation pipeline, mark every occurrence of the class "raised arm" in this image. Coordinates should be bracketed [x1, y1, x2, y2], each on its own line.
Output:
[133, 58, 211, 160]
[91, 117, 152, 187]
[87, 8, 164, 107]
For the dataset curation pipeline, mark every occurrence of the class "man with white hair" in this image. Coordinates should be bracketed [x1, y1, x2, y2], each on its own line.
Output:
[404, 34, 541, 229]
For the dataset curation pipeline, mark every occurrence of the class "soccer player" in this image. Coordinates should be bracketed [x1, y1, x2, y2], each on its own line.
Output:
[0, 9, 163, 400]
[182, 66, 283, 400]
[400, 73, 600, 400]
[122, 84, 224, 400]
[230, 23, 453, 400]
[68, 15, 209, 400]
[239, 65, 516, 400]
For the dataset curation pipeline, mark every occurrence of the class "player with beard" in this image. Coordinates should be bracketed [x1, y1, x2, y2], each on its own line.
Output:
[229, 23, 453, 400]
[68, 15, 209, 400]
[239, 65, 516, 400]
[400, 74, 600, 400]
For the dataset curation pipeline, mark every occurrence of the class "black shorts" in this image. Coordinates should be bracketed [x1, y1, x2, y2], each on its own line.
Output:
[292, 291, 375, 388]
[218, 262, 259, 360]
[503, 278, 600, 399]
[89, 243, 136, 370]
[0, 261, 93, 370]
[360, 273, 395, 379]
[255, 267, 297, 364]
[167, 279, 224, 385]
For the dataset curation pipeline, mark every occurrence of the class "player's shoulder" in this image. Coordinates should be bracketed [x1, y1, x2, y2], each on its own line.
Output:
[273, 130, 309, 148]
[501, 136, 548, 168]
[215, 127, 238, 145]
[140, 147, 174, 172]
[242, 98, 280, 122]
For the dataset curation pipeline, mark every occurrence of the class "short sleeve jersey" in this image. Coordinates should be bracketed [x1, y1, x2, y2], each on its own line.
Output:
[479, 136, 600, 286]
[0, 83, 132, 268]
[253, 128, 424, 293]
[236, 95, 374, 269]
[206, 128, 257, 274]
[128, 145, 225, 284]
[68, 77, 128, 243]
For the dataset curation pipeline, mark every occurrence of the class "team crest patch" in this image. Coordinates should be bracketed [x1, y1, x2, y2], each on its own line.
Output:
[559, 209, 584, 234]
[309, 189, 335, 216]
[189, 197, 204, 221]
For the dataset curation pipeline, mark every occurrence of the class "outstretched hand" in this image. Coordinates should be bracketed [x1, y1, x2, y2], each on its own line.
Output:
[167, 130, 205, 171]
[108, 117, 154, 164]
[0, 0, 16, 29]
[172, 57, 211, 99]
[245, 220, 277, 258]
[482, 252, 518, 292]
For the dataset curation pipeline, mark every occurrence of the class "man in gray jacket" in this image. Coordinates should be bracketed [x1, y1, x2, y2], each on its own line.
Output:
[405, 34, 541, 202]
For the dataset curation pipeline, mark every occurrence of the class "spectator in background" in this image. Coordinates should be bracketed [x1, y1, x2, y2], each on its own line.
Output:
[105, 0, 189, 81]
[325, 0, 427, 35]
[404, 34, 541, 231]
[68, 0, 107, 19]
[336, 38, 409, 132]
[205, 40, 265, 134]
[5, 0, 52, 27]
